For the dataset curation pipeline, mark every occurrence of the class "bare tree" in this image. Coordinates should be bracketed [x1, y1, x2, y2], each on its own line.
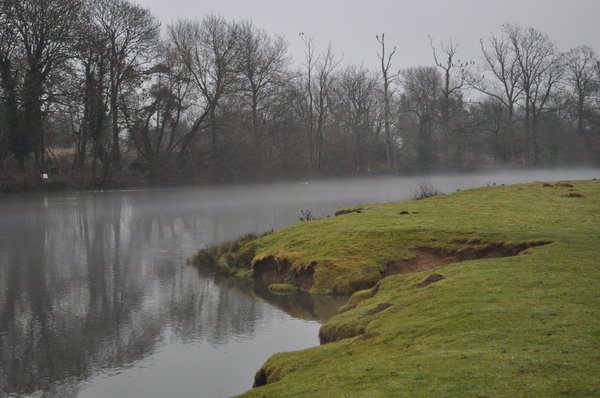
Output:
[69, 10, 110, 179]
[564, 46, 598, 137]
[401, 66, 441, 170]
[299, 34, 340, 170]
[168, 15, 241, 176]
[122, 43, 194, 175]
[505, 24, 562, 164]
[313, 44, 340, 170]
[331, 66, 380, 172]
[474, 32, 524, 161]
[0, 7, 24, 169]
[89, 0, 160, 169]
[429, 36, 472, 166]
[376, 33, 399, 170]
[0, 0, 83, 171]
[238, 21, 287, 174]
[298, 33, 317, 169]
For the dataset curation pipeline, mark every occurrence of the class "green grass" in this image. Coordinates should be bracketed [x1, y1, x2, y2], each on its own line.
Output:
[221, 180, 600, 397]
[268, 283, 299, 295]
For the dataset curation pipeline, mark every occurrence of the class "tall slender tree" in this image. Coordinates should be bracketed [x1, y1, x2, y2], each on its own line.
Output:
[376, 33, 399, 170]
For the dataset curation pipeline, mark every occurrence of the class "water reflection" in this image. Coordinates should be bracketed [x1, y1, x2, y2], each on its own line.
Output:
[0, 169, 598, 397]
[198, 268, 348, 322]
[0, 188, 350, 397]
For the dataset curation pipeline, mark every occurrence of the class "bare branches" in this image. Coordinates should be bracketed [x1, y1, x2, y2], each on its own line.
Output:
[428, 35, 472, 96]
[299, 34, 341, 170]
[376, 32, 399, 169]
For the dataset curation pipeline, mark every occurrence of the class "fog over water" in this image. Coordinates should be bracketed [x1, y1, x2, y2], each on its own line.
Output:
[0, 169, 598, 398]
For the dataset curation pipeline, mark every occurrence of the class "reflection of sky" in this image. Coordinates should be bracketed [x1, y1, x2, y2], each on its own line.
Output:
[1, 169, 599, 397]
[78, 316, 320, 398]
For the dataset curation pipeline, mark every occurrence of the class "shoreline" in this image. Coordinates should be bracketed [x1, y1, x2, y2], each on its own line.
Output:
[3, 165, 598, 195]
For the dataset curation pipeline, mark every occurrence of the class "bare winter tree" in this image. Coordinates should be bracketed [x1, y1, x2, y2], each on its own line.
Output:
[376, 33, 399, 169]
[89, 0, 160, 169]
[0, 0, 83, 171]
[474, 31, 524, 162]
[122, 42, 194, 177]
[0, 5, 23, 169]
[330, 66, 380, 172]
[299, 34, 340, 170]
[298, 33, 317, 169]
[313, 44, 340, 170]
[68, 8, 111, 179]
[401, 66, 442, 170]
[505, 23, 563, 164]
[429, 35, 472, 166]
[237, 21, 288, 174]
[168, 15, 241, 176]
[564, 46, 598, 138]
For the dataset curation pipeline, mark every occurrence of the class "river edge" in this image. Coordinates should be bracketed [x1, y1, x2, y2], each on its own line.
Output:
[190, 179, 600, 397]
[3, 165, 596, 195]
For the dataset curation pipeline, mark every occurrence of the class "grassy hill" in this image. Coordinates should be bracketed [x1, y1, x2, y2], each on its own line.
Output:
[191, 180, 600, 397]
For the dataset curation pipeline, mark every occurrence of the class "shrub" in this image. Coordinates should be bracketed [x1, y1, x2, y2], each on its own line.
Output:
[411, 180, 443, 200]
[298, 209, 315, 222]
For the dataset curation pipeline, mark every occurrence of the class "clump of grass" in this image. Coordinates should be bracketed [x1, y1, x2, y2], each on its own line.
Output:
[187, 230, 273, 276]
[268, 283, 299, 295]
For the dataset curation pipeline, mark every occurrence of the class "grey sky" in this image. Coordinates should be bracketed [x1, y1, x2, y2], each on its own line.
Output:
[135, 0, 600, 71]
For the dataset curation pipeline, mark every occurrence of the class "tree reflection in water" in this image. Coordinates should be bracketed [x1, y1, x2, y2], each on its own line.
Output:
[0, 188, 349, 397]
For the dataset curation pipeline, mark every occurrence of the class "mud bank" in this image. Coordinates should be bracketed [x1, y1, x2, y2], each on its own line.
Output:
[190, 235, 551, 296]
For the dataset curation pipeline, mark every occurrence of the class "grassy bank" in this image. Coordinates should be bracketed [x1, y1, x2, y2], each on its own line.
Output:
[190, 180, 600, 397]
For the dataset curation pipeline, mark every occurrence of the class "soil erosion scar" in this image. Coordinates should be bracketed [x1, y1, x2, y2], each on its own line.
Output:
[381, 240, 552, 277]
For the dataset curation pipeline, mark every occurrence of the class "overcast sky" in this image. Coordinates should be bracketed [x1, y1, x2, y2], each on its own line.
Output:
[135, 0, 600, 71]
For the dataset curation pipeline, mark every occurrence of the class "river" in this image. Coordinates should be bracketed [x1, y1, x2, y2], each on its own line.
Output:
[0, 168, 598, 398]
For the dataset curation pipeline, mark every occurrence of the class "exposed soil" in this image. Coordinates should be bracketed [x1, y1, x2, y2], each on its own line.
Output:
[566, 192, 584, 197]
[253, 367, 271, 388]
[381, 240, 551, 277]
[252, 240, 551, 294]
[416, 273, 445, 288]
[253, 257, 316, 292]
[335, 207, 363, 216]
[319, 324, 366, 344]
[358, 332, 380, 341]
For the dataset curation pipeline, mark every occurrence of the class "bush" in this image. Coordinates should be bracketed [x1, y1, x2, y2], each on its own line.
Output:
[411, 180, 443, 200]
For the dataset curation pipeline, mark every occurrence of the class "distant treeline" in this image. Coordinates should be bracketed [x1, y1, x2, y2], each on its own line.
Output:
[0, 0, 599, 188]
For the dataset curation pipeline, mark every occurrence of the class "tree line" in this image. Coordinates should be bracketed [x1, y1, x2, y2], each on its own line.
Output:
[0, 0, 599, 187]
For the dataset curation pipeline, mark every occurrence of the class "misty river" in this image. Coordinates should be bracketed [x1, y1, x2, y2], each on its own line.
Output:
[0, 169, 598, 398]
